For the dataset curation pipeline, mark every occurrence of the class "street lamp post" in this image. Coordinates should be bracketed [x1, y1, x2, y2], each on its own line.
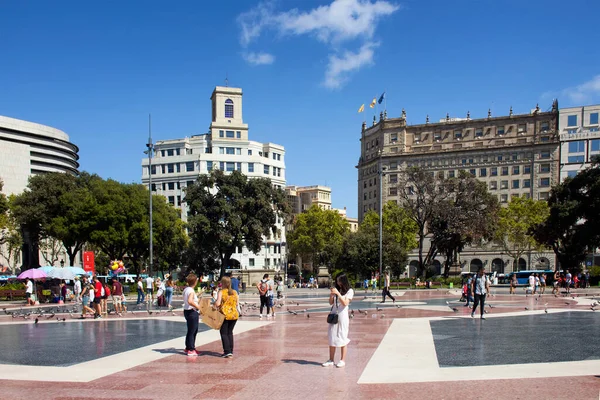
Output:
[146, 114, 154, 277]
[378, 150, 386, 288]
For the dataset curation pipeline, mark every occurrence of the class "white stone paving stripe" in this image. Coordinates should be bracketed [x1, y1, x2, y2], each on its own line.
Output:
[0, 318, 269, 382]
[358, 311, 600, 384]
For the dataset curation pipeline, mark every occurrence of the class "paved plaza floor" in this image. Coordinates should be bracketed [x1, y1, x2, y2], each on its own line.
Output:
[0, 288, 598, 399]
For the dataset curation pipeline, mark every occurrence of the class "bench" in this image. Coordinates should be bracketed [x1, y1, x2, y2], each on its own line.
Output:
[391, 282, 412, 289]
[0, 290, 27, 300]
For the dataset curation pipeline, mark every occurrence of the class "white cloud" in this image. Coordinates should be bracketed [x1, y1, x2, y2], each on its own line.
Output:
[237, 2, 276, 47]
[243, 52, 276, 66]
[237, 0, 399, 87]
[559, 75, 600, 103]
[324, 42, 377, 89]
[276, 0, 399, 44]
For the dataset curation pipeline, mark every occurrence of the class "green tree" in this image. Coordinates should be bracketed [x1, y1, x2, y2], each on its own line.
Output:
[0, 179, 8, 236]
[532, 156, 600, 272]
[11, 173, 80, 268]
[398, 167, 452, 277]
[357, 201, 419, 277]
[494, 197, 549, 271]
[186, 170, 289, 278]
[431, 171, 499, 277]
[287, 205, 350, 276]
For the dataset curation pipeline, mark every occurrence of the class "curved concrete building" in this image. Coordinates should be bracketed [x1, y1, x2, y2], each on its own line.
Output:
[0, 115, 79, 195]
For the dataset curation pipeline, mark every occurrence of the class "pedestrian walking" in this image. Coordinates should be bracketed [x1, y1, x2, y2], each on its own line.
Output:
[182, 274, 201, 356]
[25, 278, 34, 306]
[74, 276, 82, 303]
[145, 275, 154, 303]
[214, 276, 239, 358]
[322, 273, 354, 368]
[111, 277, 123, 316]
[165, 274, 174, 309]
[92, 275, 103, 319]
[510, 273, 518, 295]
[471, 267, 490, 320]
[464, 274, 474, 307]
[80, 276, 95, 318]
[380, 270, 395, 303]
[565, 270, 572, 294]
[257, 274, 271, 319]
[539, 273, 546, 295]
[136, 277, 145, 304]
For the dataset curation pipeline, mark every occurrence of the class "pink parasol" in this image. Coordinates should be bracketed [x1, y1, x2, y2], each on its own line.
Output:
[17, 269, 47, 280]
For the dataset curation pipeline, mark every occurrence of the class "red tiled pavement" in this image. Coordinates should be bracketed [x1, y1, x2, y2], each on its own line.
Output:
[0, 290, 598, 400]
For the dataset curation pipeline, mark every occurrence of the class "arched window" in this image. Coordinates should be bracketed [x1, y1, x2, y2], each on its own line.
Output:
[225, 99, 234, 118]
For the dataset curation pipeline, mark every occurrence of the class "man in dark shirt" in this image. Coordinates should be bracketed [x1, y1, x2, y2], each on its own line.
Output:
[226, 273, 240, 294]
[112, 277, 124, 315]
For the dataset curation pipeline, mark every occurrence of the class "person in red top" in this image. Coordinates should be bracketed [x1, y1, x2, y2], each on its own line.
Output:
[93, 275, 103, 319]
[111, 277, 124, 316]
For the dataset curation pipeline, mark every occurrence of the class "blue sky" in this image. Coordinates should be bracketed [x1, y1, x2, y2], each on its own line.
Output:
[1, 0, 600, 218]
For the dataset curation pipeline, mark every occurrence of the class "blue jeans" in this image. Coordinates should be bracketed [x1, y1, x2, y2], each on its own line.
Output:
[184, 309, 199, 351]
[137, 288, 145, 304]
[165, 287, 173, 307]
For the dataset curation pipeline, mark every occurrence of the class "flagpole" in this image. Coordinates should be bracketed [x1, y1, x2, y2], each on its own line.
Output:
[384, 89, 387, 114]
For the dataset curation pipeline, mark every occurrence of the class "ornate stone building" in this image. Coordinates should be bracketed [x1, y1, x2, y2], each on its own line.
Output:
[357, 103, 559, 275]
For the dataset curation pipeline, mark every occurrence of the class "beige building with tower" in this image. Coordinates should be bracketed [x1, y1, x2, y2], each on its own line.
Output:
[357, 103, 559, 275]
[141, 86, 286, 280]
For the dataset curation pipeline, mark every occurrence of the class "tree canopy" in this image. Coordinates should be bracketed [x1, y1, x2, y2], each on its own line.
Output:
[494, 196, 549, 270]
[532, 156, 600, 272]
[343, 201, 418, 278]
[287, 204, 350, 275]
[11, 172, 187, 272]
[430, 171, 499, 276]
[186, 170, 289, 278]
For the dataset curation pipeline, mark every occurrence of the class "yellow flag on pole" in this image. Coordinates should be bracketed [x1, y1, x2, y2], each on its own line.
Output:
[358, 104, 365, 113]
[369, 97, 377, 108]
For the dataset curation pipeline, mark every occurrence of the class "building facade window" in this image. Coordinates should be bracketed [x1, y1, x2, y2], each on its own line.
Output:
[568, 141, 585, 153]
[590, 113, 599, 125]
[524, 165, 531, 174]
[517, 124, 526, 133]
[226, 130, 235, 138]
[541, 121, 550, 132]
[501, 180, 508, 189]
[500, 194, 508, 203]
[540, 177, 550, 187]
[225, 162, 234, 172]
[512, 166, 520, 175]
[540, 151, 551, 159]
[186, 161, 194, 172]
[489, 181, 497, 190]
[567, 170, 578, 178]
[225, 99, 234, 118]
[248, 163, 254, 173]
[540, 164, 551, 173]
[592, 139, 600, 152]
[490, 167, 498, 176]
[151, 165, 156, 175]
[167, 164, 174, 173]
[567, 115, 577, 127]
[523, 179, 531, 188]
[207, 161, 213, 171]
[454, 130, 462, 139]
[501, 167, 509, 176]
[168, 182, 175, 190]
[226, 147, 235, 155]
[512, 180, 520, 189]
[475, 128, 483, 138]
[480, 168, 487, 177]
[219, 130, 224, 138]
[237, 131, 241, 139]
[497, 126, 505, 136]
[219, 161, 224, 170]
[568, 155, 585, 163]
[168, 196, 175, 205]
[264, 165, 269, 174]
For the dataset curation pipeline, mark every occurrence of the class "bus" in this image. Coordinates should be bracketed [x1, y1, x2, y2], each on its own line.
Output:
[505, 270, 554, 285]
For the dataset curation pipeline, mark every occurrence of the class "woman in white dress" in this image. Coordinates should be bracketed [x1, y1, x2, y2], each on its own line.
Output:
[322, 273, 354, 368]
